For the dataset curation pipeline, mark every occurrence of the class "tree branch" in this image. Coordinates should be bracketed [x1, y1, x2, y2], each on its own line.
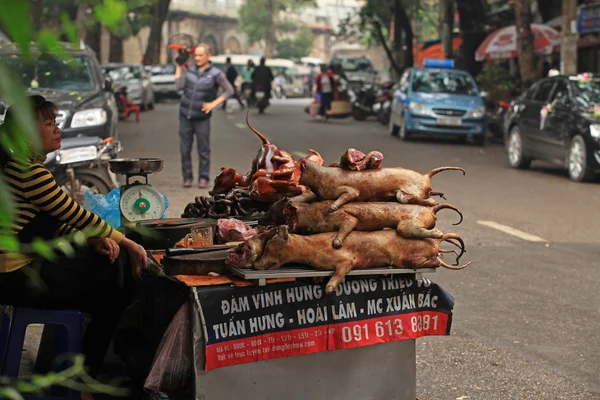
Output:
[373, 19, 402, 75]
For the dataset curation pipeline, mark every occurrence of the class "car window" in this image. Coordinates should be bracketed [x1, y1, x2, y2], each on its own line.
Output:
[549, 80, 569, 104]
[411, 70, 478, 96]
[571, 80, 600, 109]
[338, 58, 375, 72]
[103, 65, 143, 80]
[0, 53, 97, 91]
[524, 82, 540, 100]
[533, 80, 555, 102]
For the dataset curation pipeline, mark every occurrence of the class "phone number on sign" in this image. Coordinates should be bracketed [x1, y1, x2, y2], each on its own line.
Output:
[329, 312, 448, 348]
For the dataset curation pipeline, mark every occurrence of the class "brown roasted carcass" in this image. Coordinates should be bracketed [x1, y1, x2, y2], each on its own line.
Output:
[285, 201, 463, 248]
[226, 229, 279, 267]
[226, 226, 471, 294]
[295, 160, 465, 210]
[329, 148, 384, 170]
[209, 168, 251, 196]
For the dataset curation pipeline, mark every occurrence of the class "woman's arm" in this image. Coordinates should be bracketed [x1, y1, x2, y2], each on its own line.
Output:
[12, 162, 122, 243]
[175, 64, 186, 91]
[201, 72, 234, 113]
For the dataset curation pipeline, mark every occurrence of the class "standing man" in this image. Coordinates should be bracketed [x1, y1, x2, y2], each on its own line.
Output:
[175, 44, 234, 188]
[223, 57, 245, 110]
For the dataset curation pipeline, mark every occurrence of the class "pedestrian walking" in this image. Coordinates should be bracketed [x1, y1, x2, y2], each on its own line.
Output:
[222, 57, 245, 111]
[315, 64, 336, 120]
[175, 43, 234, 188]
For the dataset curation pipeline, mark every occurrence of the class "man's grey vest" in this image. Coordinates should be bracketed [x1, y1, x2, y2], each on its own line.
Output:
[179, 64, 221, 120]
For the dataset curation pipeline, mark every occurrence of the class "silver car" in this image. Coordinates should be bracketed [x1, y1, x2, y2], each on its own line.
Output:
[102, 63, 155, 110]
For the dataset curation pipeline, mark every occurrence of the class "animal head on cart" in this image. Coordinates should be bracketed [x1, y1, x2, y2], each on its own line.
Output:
[194, 43, 212, 68]
[253, 226, 290, 270]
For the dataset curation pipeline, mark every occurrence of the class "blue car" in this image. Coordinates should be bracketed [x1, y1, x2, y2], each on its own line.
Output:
[388, 59, 487, 145]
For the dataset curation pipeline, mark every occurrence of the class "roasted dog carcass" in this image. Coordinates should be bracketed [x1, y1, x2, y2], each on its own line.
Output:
[296, 160, 465, 210]
[285, 201, 463, 248]
[226, 226, 471, 294]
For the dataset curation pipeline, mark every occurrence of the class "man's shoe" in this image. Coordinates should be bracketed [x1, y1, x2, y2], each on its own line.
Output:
[198, 178, 209, 188]
[183, 180, 192, 188]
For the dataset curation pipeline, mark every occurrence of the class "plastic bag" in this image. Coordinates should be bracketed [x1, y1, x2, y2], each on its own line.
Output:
[144, 303, 192, 394]
[83, 187, 169, 229]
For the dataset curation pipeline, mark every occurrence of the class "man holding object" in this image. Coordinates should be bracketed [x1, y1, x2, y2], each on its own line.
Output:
[175, 44, 234, 188]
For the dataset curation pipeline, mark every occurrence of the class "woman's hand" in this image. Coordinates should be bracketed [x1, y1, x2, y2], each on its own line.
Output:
[202, 100, 220, 113]
[119, 237, 148, 279]
[88, 237, 120, 263]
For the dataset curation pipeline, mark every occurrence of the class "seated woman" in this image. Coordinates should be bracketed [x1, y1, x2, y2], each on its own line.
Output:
[0, 95, 148, 383]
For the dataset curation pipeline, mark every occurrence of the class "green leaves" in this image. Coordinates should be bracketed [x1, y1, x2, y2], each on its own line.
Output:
[94, 0, 128, 32]
[60, 12, 79, 48]
[275, 26, 313, 59]
[0, 0, 33, 61]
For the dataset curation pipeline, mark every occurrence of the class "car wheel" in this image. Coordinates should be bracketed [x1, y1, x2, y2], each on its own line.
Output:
[507, 126, 531, 169]
[567, 135, 595, 182]
[388, 115, 399, 137]
[399, 115, 411, 141]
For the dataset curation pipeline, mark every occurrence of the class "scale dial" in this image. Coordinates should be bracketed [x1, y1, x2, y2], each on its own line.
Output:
[120, 185, 165, 223]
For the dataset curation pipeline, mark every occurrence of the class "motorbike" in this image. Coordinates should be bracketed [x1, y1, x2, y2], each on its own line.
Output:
[375, 81, 395, 126]
[482, 91, 512, 141]
[254, 86, 270, 114]
[45, 136, 122, 204]
[351, 83, 379, 121]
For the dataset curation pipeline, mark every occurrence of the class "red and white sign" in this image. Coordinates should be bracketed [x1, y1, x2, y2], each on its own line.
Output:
[205, 311, 450, 371]
[475, 24, 561, 61]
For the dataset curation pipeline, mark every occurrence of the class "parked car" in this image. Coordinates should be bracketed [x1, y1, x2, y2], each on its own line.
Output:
[0, 41, 119, 139]
[504, 74, 600, 182]
[102, 63, 155, 110]
[149, 64, 180, 100]
[331, 55, 378, 93]
[388, 59, 487, 145]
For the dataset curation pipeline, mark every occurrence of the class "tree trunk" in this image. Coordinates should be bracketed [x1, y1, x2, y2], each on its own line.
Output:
[265, 0, 275, 58]
[143, 0, 171, 65]
[513, 0, 538, 87]
[31, 0, 43, 32]
[397, 1, 414, 68]
[109, 32, 123, 63]
[86, 23, 102, 57]
[392, 0, 404, 79]
[456, 0, 486, 75]
[439, 0, 454, 58]
[374, 20, 402, 77]
[560, 0, 578, 75]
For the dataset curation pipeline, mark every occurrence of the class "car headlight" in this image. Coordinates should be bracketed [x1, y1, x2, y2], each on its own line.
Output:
[70, 108, 107, 128]
[469, 106, 486, 118]
[409, 102, 430, 115]
[590, 124, 600, 138]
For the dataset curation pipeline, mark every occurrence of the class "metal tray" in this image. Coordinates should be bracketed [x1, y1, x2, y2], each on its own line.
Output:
[109, 158, 164, 174]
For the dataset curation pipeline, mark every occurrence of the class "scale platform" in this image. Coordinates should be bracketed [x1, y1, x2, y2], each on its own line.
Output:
[227, 265, 436, 286]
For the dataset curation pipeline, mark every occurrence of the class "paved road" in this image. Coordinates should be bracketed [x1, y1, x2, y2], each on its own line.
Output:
[119, 99, 600, 400]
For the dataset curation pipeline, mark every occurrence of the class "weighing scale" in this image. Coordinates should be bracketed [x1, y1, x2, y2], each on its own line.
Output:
[108, 158, 165, 227]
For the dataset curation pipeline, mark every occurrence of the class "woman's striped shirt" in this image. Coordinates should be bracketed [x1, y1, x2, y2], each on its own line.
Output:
[1, 159, 122, 273]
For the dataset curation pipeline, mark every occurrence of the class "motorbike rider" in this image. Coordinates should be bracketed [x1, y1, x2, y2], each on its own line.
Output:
[251, 57, 274, 112]
[223, 57, 245, 111]
[242, 59, 255, 103]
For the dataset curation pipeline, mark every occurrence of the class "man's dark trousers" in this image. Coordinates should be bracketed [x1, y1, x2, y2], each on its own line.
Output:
[179, 115, 210, 182]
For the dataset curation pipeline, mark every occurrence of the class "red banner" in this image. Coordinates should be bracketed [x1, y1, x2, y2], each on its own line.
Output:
[205, 310, 449, 371]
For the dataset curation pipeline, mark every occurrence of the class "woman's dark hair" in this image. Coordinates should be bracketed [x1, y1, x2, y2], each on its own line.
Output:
[1, 95, 58, 166]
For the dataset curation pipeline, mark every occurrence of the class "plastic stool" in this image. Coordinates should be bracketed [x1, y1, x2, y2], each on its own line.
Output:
[0, 305, 14, 372]
[2, 307, 83, 400]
